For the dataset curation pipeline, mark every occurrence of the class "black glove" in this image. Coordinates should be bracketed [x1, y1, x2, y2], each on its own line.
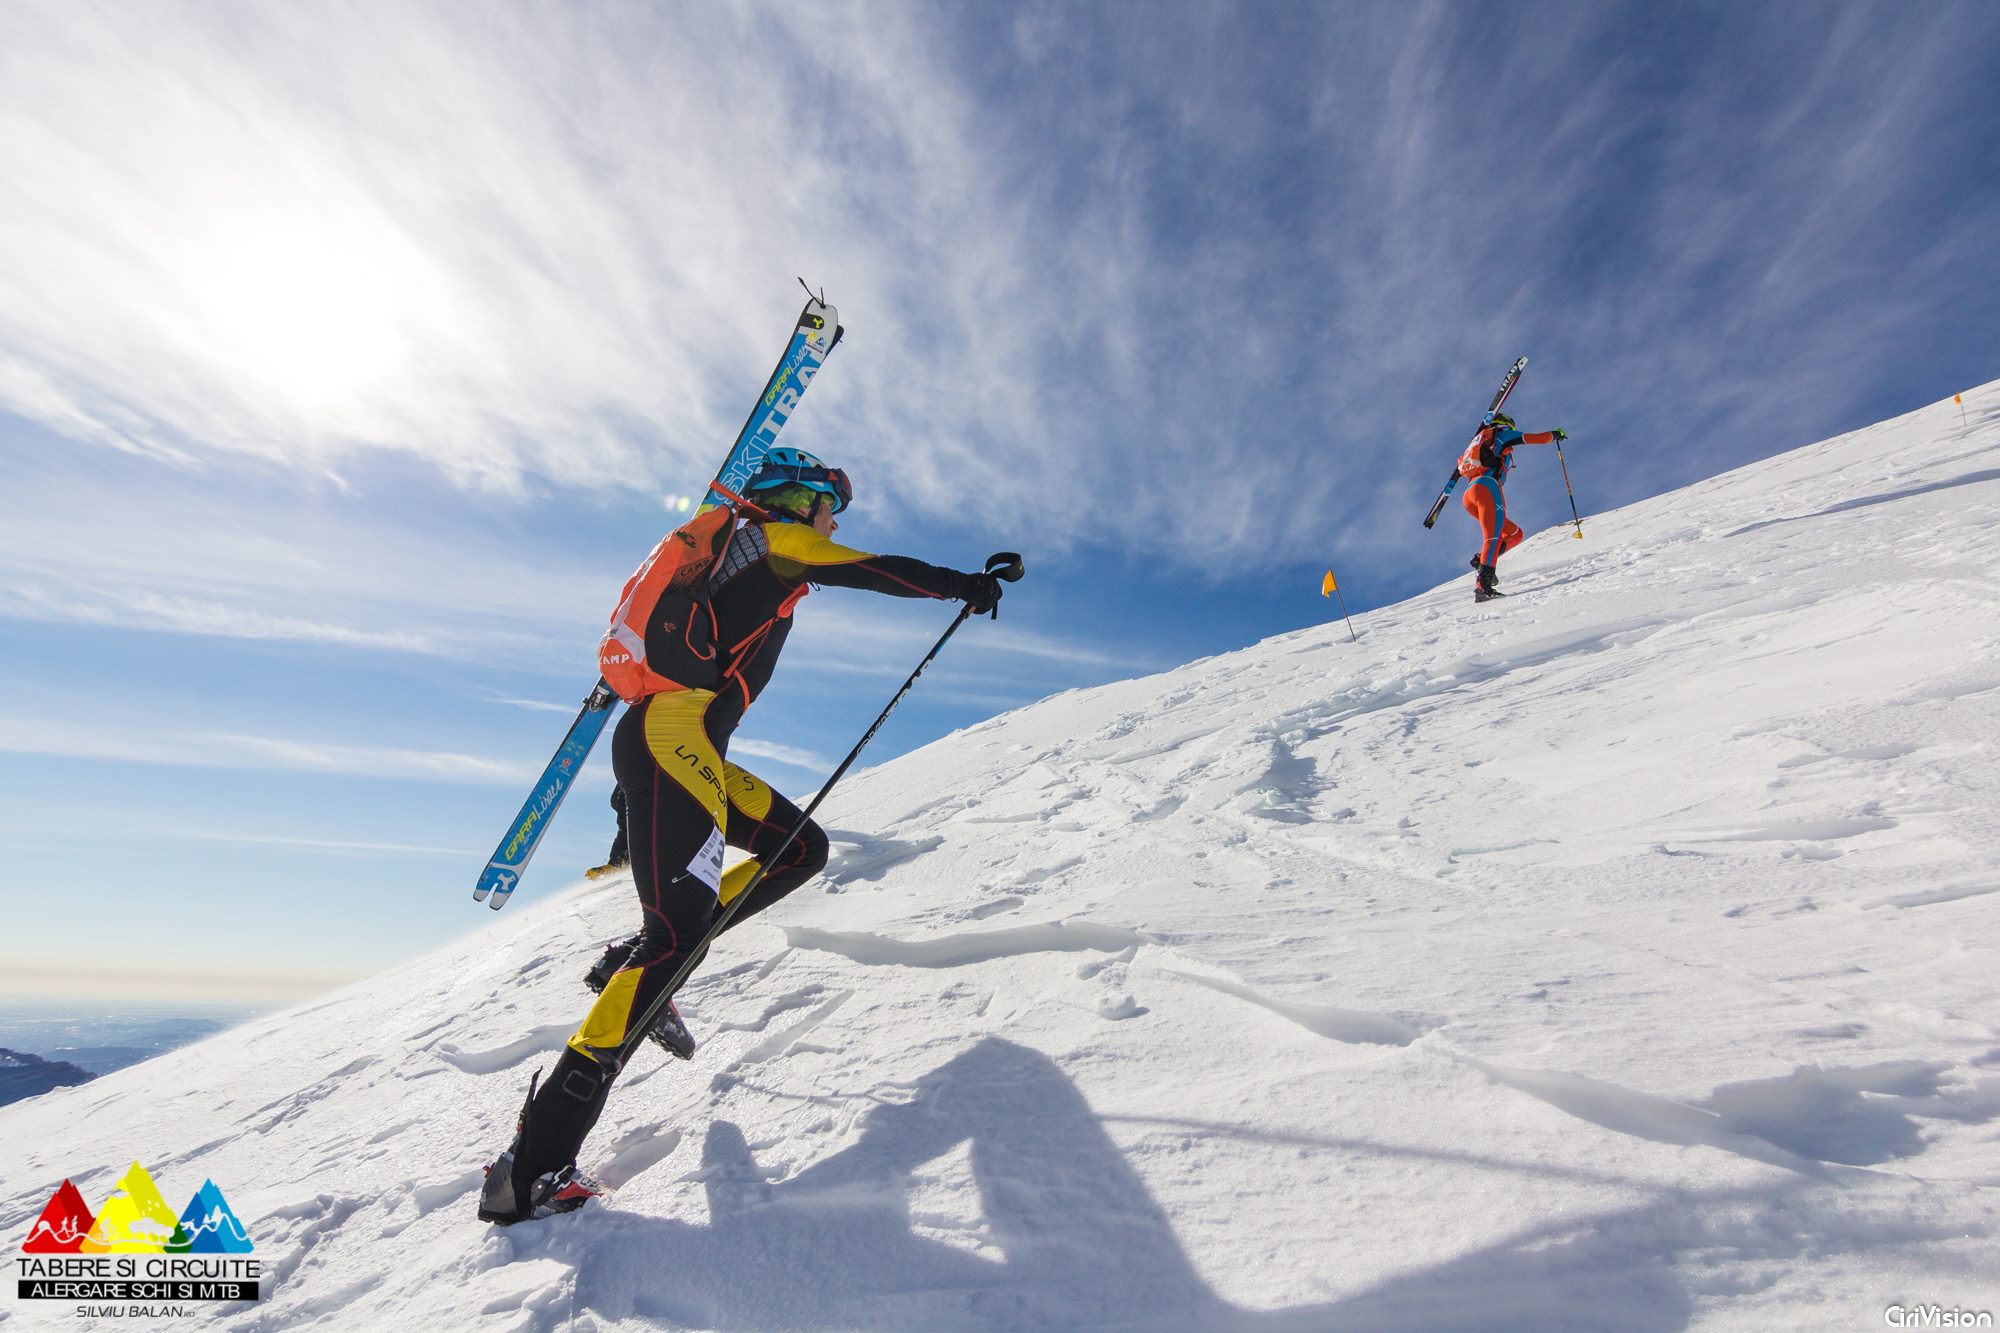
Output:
[1551, 427, 1568, 441]
[960, 572, 1004, 617]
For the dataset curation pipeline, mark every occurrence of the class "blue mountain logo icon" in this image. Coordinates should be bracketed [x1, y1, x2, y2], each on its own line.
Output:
[174, 1180, 253, 1253]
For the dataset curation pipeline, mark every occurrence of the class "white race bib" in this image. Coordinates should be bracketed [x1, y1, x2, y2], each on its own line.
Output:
[688, 825, 726, 894]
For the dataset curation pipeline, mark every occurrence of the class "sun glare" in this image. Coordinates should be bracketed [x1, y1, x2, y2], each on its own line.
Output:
[185, 209, 444, 416]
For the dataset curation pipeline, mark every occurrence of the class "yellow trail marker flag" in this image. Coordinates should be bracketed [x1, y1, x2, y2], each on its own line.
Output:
[1320, 569, 1357, 642]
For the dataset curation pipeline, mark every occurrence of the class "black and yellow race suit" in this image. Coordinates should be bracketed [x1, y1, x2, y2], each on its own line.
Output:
[510, 518, 978, 1189]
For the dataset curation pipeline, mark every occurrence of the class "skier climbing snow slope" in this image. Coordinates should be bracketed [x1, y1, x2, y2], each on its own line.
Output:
[2, 384, 1997, 1327]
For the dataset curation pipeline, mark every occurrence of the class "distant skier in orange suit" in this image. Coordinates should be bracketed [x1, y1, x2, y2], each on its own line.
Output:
[1458, 411, 1566, 602]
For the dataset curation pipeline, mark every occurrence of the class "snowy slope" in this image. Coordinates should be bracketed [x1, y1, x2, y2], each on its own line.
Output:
[5, 384, 2000, 1331]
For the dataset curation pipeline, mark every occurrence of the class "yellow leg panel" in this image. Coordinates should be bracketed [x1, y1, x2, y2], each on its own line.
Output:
[568, 967, 644, 1057]
[724, 761, 775, 821]
[718, 858, 762, 908]
[641, 690, 727, 826]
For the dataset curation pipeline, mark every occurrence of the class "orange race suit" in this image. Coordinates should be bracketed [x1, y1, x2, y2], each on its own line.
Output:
[1459, 423, 1559, 568]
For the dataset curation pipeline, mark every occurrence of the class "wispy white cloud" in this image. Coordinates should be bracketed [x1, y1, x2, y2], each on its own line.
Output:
[1, 0, 1990, 584]
[0, 716, 537, 785]
[0, 448, 1137, 687]
[777, 587, 1156, 675]
[0, 2, 1332, 567]
[147, 829, 471, 857]
[484, 695, 585, 715]
[727, 738, 831, 773]
[1, 584, 442, 653]
[0, 443, 612, 675]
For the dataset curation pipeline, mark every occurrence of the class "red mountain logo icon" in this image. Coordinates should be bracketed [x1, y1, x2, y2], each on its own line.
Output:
[21, 1179, 94, 1253]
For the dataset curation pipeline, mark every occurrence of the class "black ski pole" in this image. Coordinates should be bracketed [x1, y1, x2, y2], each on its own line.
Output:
[1553, 437, 1584, 539]
[609, 552, 1026, 1068]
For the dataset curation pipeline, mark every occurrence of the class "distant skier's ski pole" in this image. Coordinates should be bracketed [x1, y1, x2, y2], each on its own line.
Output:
[1553, 436, 1584, 539]
[611, 552, 1026, 1069]
[1320, 569, 1357, 642]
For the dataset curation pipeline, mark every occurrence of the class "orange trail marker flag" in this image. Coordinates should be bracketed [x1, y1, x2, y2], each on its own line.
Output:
[1321, 570, 1358, 642]
[1957, 392, 1967, 427]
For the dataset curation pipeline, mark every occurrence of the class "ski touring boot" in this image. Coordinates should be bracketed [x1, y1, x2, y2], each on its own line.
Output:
[477, 1073, 608, 1225]
[477, 1154, 605, 1225]
[1474, 562, 1505, 603]
[584, 940, 697, 1060]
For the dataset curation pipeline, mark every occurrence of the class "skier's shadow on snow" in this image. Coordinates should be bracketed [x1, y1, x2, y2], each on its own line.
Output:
[572, 1036, 1216, 1328]
[563, 1037, 1704, 1331]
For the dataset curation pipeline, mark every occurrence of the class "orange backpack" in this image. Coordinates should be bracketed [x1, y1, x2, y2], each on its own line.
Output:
[598, 490, 760, 704]
[1458, 426, 1501, 479]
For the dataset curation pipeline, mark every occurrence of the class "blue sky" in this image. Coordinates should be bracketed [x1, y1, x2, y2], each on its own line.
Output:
[2, 1, 1996, 1009]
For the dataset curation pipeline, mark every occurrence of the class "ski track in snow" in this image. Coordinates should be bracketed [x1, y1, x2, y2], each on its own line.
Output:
[5, 387, 2000, 1327]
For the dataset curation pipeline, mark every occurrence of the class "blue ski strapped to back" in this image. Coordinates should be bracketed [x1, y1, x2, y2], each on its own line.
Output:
[474, 681, 619, 907]
[704, 301, 841, 515]
[472, 296, 842, 910]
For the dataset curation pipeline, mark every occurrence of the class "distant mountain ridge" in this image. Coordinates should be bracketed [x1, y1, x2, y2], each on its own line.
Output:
[0, 1010, 236, 1075]
[0, 1048, 96, 1107]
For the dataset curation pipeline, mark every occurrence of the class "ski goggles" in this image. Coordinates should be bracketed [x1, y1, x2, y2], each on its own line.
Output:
[814, 466, 853, 513]
[747, 457, 853, 514]
[780, 464, 852, 513]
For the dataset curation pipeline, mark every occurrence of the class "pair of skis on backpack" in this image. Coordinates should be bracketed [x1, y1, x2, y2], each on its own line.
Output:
[1423, 355, 1527, 532]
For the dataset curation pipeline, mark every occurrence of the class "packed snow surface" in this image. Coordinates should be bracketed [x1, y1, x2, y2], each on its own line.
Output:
[5, 386, 2000, 1331]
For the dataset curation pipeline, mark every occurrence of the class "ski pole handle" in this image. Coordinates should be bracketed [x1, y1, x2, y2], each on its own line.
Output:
[967, 552, 1024, 620]
[985, 551, 1025, 581]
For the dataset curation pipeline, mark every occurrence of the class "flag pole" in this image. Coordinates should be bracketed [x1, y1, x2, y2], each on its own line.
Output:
[1321, 570, 1357, 642]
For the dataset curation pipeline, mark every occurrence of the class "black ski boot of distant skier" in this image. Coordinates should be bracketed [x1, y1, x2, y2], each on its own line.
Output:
[477, 1073, 608, 1224]
[584, 940, 697, 1060]
[1474, 562, 1505, 603]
